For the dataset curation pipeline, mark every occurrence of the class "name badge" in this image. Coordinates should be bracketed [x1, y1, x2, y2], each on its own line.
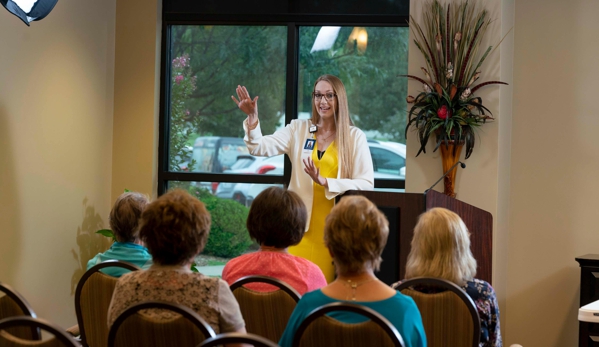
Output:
[304, 139, 316, 150]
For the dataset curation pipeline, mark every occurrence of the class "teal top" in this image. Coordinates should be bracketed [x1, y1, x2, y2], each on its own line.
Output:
[86, 242, 153, 277]
[279, 289, 427, 347]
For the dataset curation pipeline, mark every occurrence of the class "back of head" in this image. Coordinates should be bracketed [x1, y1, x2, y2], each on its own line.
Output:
[109, 192, 150, 243]
[324, 195, 389, 275]
[247, 186, 306, 248]
[405, 207, 477, 286]
[139, 189, 211, 266]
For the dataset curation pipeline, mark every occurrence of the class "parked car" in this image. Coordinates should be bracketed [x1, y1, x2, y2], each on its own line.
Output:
[191, 136, 249, 173]
[217, 140, 406, 206]
[368, 140, 406, 180]
[215, 154, 284, 205]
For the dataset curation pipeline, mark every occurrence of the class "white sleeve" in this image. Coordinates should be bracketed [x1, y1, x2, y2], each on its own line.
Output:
[325, 129, 374, 199]
[243, 118, 294, 157]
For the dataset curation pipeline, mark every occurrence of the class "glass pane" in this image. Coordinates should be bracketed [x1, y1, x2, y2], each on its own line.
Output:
[166, 180, 284, 277]
[168, 25, 287, 174]
[298, 26, 408, 182]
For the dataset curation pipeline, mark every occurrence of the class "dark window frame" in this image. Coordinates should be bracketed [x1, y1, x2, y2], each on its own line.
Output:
[158, 3, 409, 195]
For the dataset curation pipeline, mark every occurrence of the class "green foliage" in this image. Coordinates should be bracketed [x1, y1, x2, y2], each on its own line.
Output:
[96, 229, 115, 241]
[170, 54, 201, 172]
[187, 186, 252, 258]
[298, 26, 409, 142]
[171, 26, 286, 139]
[168, 25, 409, 145]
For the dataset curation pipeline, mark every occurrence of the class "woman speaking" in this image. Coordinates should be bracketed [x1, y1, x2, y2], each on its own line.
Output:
[232, 74, 374, 282]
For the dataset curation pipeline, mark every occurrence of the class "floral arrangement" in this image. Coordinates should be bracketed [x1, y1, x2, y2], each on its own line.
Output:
[405, 0, 508, 159]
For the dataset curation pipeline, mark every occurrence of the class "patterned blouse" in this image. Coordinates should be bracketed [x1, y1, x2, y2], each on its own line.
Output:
[394, 278, 502, 347]
[107, 267, 245, 334]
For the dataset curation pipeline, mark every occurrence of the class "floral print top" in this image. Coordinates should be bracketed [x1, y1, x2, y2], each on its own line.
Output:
[394, 278, 502, 347]
[107, 268, 245, 334]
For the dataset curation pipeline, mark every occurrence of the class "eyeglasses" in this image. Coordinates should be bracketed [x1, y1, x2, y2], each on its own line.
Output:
[312, 92, 337, 101]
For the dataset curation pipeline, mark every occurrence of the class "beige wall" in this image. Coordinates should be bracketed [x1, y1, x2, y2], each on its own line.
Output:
[111, 0, 162, 201]
[505, 0, 599, 345]
[0, 0, 116, 327]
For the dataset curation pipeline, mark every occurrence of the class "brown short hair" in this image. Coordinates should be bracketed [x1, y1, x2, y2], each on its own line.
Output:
[139, 189, 211, 265]
[247, 187, 306, 248]
[109, 192, 150, 243]
[324, 195, 389, 275]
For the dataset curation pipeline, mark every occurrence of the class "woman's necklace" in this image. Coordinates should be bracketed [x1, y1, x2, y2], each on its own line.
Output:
[317, 129, 336, 148]
[319, 131, 335, 142]
[341, 278, 377, 301]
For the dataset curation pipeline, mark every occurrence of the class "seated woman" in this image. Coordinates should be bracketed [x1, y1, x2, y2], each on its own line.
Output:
[279, 196, 426, 347]
[401, 207, 502, 347]
[107, 189, 246, 338]
[222, 187, 326, 295]
[87, 192, 152, 277]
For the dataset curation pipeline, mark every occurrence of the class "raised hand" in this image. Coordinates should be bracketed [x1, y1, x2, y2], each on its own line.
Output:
[303, 157, 328, 187]
[231, 85, 259, 124]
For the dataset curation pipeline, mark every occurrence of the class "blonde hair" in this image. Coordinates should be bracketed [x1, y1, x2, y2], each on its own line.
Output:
[310, 74, 354, 178]
[324, 195, 389, 275]
[405, 208, 477, 286]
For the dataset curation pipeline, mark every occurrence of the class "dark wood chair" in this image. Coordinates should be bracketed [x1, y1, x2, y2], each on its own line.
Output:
[74, 260, 141, 347]
[0, 316, 78, 347]
[107, 301, 216, 347]
[199, 332, 281, 347]
[230, 275, 301, 342]
[0, 282, 40, 340]
[292, 302, 405, 347]
[394, 277, 481, 347]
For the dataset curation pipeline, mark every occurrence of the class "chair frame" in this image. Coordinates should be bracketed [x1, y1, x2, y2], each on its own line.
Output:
[230, 275, 301, 302]
[0, 316, 78, 347]
[74, 260, 141, 347]
[393, 277, 482, 347]
[107, 300, 216, 347]
[0, 282, 40, 340]
[292, 302, 405, 347]
[199, 332, 280, 347]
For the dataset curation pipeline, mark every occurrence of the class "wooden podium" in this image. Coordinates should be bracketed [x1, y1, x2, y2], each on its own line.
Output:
[341, 189, 493, 285]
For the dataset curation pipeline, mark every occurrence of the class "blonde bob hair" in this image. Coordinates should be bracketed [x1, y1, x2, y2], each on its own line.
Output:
[310, 74, 354, 179]
[324, 195, 389, 275]
[405, 208, 477, 286]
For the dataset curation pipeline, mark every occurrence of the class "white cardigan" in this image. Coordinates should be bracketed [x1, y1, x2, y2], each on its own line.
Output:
[243, 118, 374, 229]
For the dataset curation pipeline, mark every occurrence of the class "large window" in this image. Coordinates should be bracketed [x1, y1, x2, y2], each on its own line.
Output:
[159, 2, 409, 273]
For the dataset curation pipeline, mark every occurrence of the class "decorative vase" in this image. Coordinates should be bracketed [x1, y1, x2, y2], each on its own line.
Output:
[439, 141, 463, 198]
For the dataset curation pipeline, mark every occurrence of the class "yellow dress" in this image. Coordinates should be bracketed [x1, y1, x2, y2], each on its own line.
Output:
[288, 141, 338, 283]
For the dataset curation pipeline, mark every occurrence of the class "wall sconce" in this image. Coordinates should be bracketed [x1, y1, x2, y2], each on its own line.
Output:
[1, 0, 58, 26]
[347, 27, 368, 55]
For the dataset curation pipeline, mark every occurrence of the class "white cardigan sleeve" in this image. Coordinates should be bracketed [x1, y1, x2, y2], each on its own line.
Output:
[243, 118, 293, 157]
[325, 128, 374, 200]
